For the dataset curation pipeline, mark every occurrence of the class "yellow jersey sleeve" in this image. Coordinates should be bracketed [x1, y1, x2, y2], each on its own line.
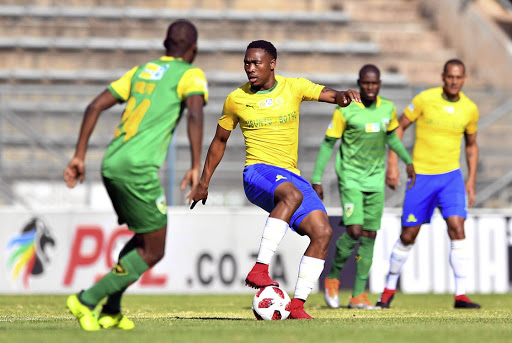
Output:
[108, 66, 138, 102]
[403, 92, 425, 122]
[387, 105, 399, 131]
[325, 107, 346, 138]
[177, 68, 209, 103]
[293, 77, 325, 101]
[218, 93, 239, 131]
[465, 105, 479, 134]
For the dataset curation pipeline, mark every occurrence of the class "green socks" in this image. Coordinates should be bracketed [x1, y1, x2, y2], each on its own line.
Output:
[353, 236, 375, 297]
[327, 232, 358, 279]
[81, 249, 149, 307]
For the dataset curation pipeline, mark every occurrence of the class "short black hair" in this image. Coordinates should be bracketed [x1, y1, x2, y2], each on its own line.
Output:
[443, 59, 465, 74]
[359, 64, 380, 79]
[247, 40, 277, 60]
[163, 19, 198, 54]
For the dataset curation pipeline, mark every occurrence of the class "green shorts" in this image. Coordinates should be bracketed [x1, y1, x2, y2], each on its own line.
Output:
[103, 176, 167, 233]
[340, 188, 384, 231]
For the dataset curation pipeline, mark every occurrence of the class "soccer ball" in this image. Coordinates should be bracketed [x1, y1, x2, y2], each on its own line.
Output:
[252, 286, 291, 320]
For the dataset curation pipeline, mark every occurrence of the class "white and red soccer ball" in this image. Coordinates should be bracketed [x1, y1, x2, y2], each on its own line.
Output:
[252, 286, 291, 320]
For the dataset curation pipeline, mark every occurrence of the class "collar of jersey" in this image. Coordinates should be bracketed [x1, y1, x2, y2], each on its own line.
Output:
[160, 56, 183, 61]
[353, 95, 381, 109]
[441, 92, 461, 103]
[250, 80, 278, 94]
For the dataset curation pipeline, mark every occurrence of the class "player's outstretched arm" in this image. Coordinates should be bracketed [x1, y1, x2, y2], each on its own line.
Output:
[386, 114, 412, 190]
[181, 94, 205, 197]
[464, 132, 479, 207]
[64, 90, 118, 188]
[188, 125, 231, 209]
[317, 87, 361, 107]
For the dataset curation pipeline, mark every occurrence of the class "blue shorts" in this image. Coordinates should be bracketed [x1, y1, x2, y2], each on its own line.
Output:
[401, 169, 467, 227]
[243, 164, 326, 230]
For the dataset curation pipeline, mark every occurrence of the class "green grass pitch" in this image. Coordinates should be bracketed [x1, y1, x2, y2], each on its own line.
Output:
[1, 292, 511, 343]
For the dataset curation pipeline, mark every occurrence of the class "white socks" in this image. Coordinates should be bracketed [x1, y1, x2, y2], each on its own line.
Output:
[450, 239, 468, 296]
[293, 256, 325, 301]
[256, 217, 289, 265]
[385, 239, 413, 290]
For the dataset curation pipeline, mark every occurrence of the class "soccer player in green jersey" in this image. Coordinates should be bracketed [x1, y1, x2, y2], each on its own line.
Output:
[63, 20, 208, 331]
[188, 40, 360, 319]
[311, 65, 415, 309]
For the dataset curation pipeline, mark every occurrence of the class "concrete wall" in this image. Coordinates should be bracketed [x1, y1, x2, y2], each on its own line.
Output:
[422, 0, 512, 89]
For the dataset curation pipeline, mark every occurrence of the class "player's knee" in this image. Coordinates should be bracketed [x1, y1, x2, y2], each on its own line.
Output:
[312, 222, 332, 247]
[282, 188, 303, 209]
[145, 249, 165, 267]
[400, 233, 415, 245]
[346, 226, 363, 240]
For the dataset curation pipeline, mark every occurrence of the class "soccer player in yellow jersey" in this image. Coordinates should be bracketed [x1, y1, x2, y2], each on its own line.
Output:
[376, 59, 481, 309]
[188, 40, 361, 319]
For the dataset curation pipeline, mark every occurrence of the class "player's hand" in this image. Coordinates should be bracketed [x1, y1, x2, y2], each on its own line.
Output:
[385, 165, 400, 190]
[465, 182, 476, 208]
[64, 157, 85, 188]
[187, 182, 208, 209]
[181, 167, 200, 198]
[312, 183, 324, 201]
[337, 89, 361, 107]
[406, 164, 416, 190]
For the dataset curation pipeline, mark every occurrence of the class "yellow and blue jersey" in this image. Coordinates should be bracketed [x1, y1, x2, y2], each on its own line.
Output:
[218, 75, 324, 175]
[404, 87, 478, 174]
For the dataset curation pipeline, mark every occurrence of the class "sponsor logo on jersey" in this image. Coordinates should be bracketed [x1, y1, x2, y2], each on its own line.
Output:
[443, 106, 455, 114]
[407, 103, 414, 112]
[258, 98, 274, 108]
[140, 63, 169, 80]
[245, 104, 256, 110]
[365, 123, 381, 133]
[328, 122, 334, 130]
[156, 194, 167, 214]
[406, 213, 418, 223]
[344, 203, 354, 217]
[382, 118, 390, 129]
[355, 254, 362, 263]
[275, 175, 287, 182]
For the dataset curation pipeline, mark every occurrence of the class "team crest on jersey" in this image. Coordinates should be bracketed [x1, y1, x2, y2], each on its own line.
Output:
[443, 106, 455, 114]
[365, 123, 381, 133]
[344, 203, 354, 217]
[156, 194, 167, 214]
[140, 63, 169, 80]
[258, 98, 274, 108]
[381, 118, 390, 129]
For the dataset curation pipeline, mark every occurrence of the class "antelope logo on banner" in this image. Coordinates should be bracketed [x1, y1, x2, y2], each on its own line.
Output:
[6, 218, 56, 289]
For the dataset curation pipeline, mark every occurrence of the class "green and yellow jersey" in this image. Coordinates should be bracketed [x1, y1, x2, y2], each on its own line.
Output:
[324, 96, 399, 191]
[101, 56, 208, 182]
[218, 75, 324, 175]
[404, 87, 478, 174]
